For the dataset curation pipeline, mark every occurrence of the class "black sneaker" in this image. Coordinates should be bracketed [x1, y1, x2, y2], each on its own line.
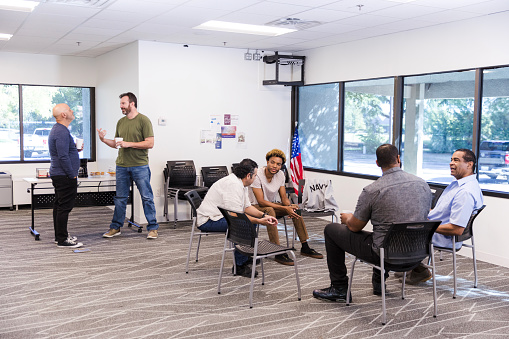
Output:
[300, 247, 324, 259]
[232, 264, 258, 278]
[57, 239, 83, 248]
[313, 285, 352, 303]
[274, 253, 294, 266]
[54, 234, 77, 244]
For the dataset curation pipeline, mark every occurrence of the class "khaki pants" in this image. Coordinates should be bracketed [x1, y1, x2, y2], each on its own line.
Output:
[252, 203, 309, 246]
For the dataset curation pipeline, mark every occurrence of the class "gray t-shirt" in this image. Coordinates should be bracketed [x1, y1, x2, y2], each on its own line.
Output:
[354, 167, 432, 251]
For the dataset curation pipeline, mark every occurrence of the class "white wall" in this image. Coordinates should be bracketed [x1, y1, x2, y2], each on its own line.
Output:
[301, 11, 509, 267]
[94, 41, 291, 224]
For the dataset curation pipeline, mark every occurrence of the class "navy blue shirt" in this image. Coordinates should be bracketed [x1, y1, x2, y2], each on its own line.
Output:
[49, 123, 79, 178]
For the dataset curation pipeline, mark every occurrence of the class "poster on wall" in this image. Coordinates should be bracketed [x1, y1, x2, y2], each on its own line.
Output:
[210, 115, 222, 133]
[231, 114, 240, 126]
[221, 125, 236, 138]
[237, 131, 246, 148]
[224, 114, 231, 125]
[200, 130, 214, 144]
[215, 133, 222, 149]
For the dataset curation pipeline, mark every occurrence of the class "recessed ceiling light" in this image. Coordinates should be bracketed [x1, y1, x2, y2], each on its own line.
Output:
[0, 0, 39, 12]
[0, 33, 13, 40]
[194, 20, 296, 37]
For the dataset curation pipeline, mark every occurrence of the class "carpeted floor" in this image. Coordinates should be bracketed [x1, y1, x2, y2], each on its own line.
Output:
[1, 206, 509, 339]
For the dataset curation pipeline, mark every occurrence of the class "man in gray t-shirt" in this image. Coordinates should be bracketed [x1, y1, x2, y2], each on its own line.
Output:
[313, 144, 431, 302]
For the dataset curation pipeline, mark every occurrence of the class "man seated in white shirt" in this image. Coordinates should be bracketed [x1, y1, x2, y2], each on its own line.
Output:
[197, 158, 278, 278]
[250, 149, 323, 266]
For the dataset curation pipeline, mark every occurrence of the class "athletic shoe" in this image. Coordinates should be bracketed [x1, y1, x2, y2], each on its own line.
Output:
[147, 230, 158, 239]
[400, 268, 432, 285]
[54, 234, 77, 244]
[57, 239, 83, 248]
[300, 247, 324, 259]
[274, 253, 294, 266]
[102, 228, 121, 238]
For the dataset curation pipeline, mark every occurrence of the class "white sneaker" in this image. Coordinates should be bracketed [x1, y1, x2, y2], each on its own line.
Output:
[54, 234, 78, 244]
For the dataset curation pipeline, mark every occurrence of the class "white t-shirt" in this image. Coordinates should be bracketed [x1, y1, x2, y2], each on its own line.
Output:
[249, 166, 285, 204]
[197, 173, 251, 226]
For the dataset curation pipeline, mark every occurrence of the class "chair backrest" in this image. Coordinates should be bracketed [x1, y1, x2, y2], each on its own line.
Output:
[281, 164, 291, 184]
[184, 190, 202, 216]
[231, 163, 239, 173]
[431, 186, 444, 209]
[297, 179, 305, 204]
[457, 205, 485, 242]
[218, 207, 257, 247]
[201, 166, 228, 188]
[382, 220, 441, 264]
[167, 160, 197, 187]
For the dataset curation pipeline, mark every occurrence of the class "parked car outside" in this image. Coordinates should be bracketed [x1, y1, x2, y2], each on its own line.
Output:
[478, 140, 509, 181]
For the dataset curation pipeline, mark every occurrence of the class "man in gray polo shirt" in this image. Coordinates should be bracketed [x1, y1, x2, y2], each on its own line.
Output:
[313, 144, 432, 302]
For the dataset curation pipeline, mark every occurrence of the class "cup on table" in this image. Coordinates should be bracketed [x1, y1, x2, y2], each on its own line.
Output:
[75, 138, 83, 149]
[114, 137, 123, 148]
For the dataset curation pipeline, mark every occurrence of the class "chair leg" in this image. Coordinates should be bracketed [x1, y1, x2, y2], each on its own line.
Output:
[401, 272, 406, 300]
[195, 234, 202, 262]
[288, 250, 301, 301]
[380, 249, 386, 325]
[249, 243, 260, 309]
[452, 246, 457, 299]
[346, 257, 357, 305]
[430, 245, 438, 318]
[185, 224, 196, 274]
[471, 238, 478, 288]
[173, 191, 179, 229]
[283, 217, 290, 248]
[217, 235, 229, 295]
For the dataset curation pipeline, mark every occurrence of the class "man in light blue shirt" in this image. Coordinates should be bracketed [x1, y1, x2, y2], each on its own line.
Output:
[404, 148, 484, 284]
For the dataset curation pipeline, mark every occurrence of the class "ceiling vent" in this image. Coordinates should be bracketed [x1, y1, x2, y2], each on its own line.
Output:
[42, 0, 115, 8]
[265, 18, 322, 30]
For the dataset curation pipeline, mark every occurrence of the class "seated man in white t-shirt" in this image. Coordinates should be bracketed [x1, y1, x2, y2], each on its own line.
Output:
[250, 149, 323, 266]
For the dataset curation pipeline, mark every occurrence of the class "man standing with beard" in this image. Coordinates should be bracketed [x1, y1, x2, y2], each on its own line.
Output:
[97, 92, 159, 239]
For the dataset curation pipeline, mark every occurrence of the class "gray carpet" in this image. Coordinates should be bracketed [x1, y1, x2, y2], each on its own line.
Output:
[1, 206, 509, 339]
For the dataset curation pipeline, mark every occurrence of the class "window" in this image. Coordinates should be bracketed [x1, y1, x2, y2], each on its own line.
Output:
[343, 78, 394, 176]
[401, 71, 476, 185]
[479, 67, 509, 193]
[298, 83, 339, 171]
[0, 84, 20, 161]
[0, 84, 94, 162]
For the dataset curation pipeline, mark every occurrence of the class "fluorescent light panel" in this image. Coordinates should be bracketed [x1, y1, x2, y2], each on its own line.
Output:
[194, 20, 296, 37]
[0, 0, 39, 12]
[0, 33, 13, 40]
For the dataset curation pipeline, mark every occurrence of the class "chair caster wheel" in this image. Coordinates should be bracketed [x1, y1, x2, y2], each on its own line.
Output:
[298, 298, 301, 301]
[138, 228, 142, 233]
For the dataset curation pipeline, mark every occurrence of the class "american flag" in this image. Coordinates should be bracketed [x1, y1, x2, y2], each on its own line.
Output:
[290, 128, 304, 195]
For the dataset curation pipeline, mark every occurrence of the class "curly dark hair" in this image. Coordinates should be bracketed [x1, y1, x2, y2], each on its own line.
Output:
[233, 158, 258, 179]
[265, 149, 286, 163]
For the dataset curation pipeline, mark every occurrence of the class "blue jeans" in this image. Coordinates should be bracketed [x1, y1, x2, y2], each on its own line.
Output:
[199, 218, 248, 266]
[110, 165, 159, 231]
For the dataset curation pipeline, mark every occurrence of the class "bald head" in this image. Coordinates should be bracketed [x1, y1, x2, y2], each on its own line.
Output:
[52, 103, 74, 126]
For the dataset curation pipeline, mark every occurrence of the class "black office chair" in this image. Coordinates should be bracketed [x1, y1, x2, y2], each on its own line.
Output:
[431, 186, 444, 209]
[434, 205, 485, 298]
[201, 166, 229, 188]
[298, 179, 338, 222]
[184, 190, 226, 273]
[346, 220, 441, 325]
[231, 163, 239, 173]
[217, 207, 301, 308]
[163, 160, 208, 227]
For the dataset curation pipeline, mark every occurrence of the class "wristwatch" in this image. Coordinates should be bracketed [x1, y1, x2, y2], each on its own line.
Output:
[261, 213, 266, 218]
